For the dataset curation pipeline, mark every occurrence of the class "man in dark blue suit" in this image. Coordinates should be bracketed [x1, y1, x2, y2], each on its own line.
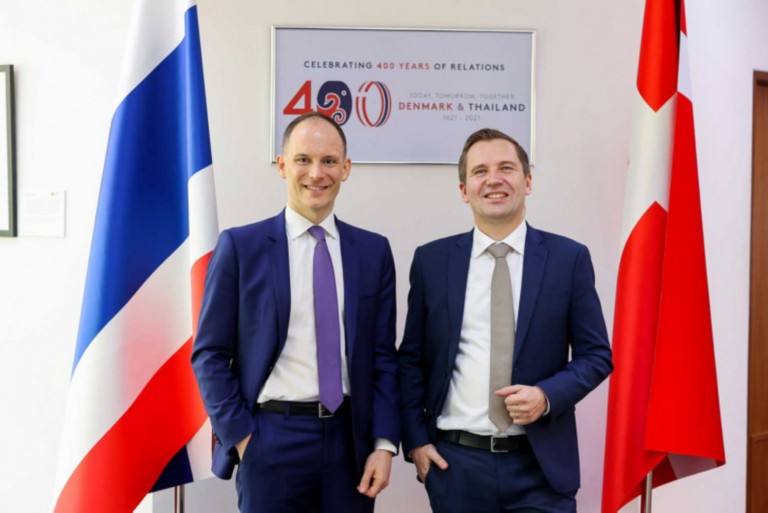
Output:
[192, 112, 399, 513]
[399, 128, 612, 512]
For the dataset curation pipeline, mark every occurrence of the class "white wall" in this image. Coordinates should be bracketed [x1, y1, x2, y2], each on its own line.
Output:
[0, 1, 131, 512]
[0, 0, 764, 512]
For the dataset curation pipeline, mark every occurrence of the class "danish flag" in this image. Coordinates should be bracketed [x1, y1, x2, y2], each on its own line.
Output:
[601, 1, 725, 511]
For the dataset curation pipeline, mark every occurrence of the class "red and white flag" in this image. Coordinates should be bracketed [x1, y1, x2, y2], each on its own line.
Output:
[602, 0, 725, 511]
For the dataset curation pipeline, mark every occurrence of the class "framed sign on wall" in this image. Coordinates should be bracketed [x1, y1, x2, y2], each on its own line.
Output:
[0, 64, 16, 237]
[272, 27, 536, 164]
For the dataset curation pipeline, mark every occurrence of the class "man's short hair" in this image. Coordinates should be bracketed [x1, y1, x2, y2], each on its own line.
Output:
[282, 112, 348, 157]
[458, 128, 530, 183]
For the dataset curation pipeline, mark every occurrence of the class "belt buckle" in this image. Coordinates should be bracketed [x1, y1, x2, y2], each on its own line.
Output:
[490, 435, 510, 453]
[318, 403, 334, 418]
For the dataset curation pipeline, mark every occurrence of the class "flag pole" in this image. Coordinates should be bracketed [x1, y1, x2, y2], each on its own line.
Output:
[640, 471, 653, 513]
[174, 485, 185, 513]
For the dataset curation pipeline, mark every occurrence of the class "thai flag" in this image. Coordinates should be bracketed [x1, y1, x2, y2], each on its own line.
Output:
[53, 1, 217, 511]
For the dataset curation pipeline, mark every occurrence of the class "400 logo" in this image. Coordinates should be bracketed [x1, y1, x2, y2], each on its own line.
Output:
[283, 80, 392, 127]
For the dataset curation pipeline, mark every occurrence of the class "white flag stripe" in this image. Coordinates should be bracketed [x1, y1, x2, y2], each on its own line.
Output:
[118, 0, 194, 101]
[620, 94, 676, 246]
[189, 164, 219, 261]
[668, 453, 718, 480]
[54, 239, 193, 498]
[187, 418, 214, 480]
[677, 33, 691, 100]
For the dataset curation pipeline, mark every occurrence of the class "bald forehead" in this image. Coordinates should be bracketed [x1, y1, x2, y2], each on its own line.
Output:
[283, 118, 346, 155]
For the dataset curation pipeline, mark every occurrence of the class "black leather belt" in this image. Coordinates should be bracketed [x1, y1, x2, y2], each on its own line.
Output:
[257, 399, 348, 418]
[437, 429, 530, 453]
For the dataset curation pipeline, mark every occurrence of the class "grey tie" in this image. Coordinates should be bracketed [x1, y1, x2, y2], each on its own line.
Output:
[488, 243, 515, 431]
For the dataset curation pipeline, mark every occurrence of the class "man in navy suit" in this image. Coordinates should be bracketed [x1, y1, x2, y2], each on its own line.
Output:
[399, 128, 612, 512]
[192, 112, 399, 513]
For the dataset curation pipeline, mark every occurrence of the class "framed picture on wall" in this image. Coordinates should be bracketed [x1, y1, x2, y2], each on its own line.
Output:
[0, 64, 16, 237]
[271, 27, 536, 164]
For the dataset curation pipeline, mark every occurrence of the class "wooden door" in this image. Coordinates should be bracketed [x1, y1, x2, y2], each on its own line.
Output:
[748, 70, 768, 513]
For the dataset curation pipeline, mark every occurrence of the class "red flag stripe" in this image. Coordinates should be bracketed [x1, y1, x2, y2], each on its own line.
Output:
[54, 339, 207, 513]
[637, 0, 679, 112]
[645, 92, 725, 461]
[680, 0, 687, 36]
[602, 203, 668, 512]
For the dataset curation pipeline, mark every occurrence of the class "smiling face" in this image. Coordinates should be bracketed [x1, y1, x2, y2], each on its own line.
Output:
[277, 117, 351, 224]
[459, 138, 532, 238]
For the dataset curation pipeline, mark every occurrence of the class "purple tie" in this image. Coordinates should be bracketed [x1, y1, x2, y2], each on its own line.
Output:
[309, 225, 344, 413]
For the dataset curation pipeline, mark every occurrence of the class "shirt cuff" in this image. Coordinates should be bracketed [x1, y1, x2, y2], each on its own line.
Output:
[537, 386, 551, 416]
[374, 438, 398, 455]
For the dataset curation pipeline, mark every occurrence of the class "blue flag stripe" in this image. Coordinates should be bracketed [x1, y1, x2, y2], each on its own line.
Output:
[151, 446, 194, 492]
[73, 6, 212, 373]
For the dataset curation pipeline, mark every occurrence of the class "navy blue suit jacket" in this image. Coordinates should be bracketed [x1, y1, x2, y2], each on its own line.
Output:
[398, 224, 612, 493]
[192, 211, 400, 479]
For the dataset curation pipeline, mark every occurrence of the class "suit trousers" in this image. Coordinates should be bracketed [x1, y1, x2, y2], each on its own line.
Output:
[424, 438, 577, 513]
[235, 406, 374, 513]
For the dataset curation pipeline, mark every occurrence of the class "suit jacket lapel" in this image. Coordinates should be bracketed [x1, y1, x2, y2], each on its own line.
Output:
[337, 219, 360, 362]
[268, 210, 291, 354]
[516, 223, 547, 358]
[447, 230, 473, 366]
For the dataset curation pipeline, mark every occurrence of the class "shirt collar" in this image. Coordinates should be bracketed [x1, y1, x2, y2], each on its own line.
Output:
[285, 205, 339, 241]
[471, 221, 527, 260]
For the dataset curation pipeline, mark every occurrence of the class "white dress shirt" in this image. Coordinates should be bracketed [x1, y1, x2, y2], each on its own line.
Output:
[257, 206, 349, 402]
[437, 221, 527, 436]
[257, 206, 396, 453]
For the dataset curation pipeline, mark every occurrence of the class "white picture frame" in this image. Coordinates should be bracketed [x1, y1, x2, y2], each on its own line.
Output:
[271, 27, 536, 164]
